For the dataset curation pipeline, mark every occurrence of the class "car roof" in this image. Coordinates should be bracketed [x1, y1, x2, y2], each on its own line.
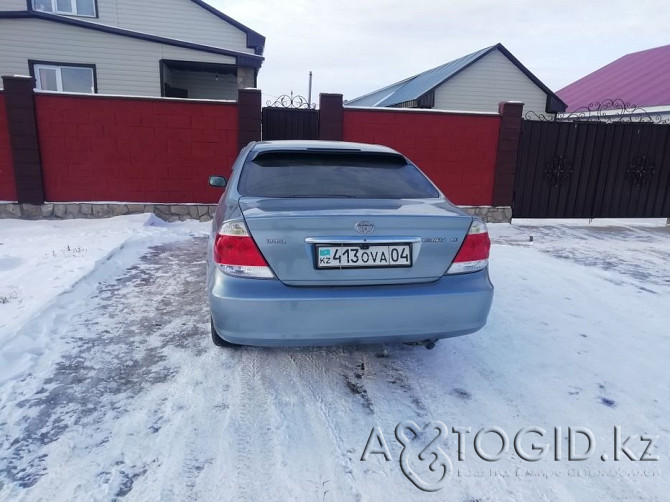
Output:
[251, 140, 401, 155]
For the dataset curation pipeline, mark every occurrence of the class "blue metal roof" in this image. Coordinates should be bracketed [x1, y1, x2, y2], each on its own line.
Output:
[347, 45, 495, 107]
[343, 79, 411, 107]
[378, 46, 494, 106]
[346, 43, 566, 112]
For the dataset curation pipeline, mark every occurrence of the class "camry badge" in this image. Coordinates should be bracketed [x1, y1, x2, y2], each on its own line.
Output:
[355, 221, 375, 234]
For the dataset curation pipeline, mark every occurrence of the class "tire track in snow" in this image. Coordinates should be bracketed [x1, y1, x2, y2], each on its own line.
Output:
[283, 347, 440, 499]
[370, 352, 432, 417]
[283, 346, 460, 500]
[229, 349, 287, 502]
[284, 350, 363, 501]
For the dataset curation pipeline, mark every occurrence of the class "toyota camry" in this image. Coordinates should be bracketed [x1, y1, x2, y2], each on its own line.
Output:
[207, 140, 493, 348]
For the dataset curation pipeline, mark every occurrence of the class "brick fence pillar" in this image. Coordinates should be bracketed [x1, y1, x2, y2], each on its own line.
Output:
[492, 101, 524, 207]
[319, 93, 343, 141]
[237, 88, 261, 151]
[2, 76, 44, 204]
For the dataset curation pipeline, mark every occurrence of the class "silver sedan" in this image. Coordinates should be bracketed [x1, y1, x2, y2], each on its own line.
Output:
[207, 140, 493, 348]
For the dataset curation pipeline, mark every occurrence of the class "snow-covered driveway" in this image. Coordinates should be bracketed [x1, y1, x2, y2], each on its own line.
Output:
[0, 216, 668, 501]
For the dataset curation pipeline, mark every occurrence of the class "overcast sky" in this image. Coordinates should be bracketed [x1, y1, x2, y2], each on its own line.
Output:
[211, 0, 669, 106]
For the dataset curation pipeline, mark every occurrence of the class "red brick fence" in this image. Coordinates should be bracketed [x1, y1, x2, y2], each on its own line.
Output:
[0, 75, 522, 221]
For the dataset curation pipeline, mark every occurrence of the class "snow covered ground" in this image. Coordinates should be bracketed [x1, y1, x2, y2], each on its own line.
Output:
[0, 215, 668, 501]
[0, 215, 206, 384]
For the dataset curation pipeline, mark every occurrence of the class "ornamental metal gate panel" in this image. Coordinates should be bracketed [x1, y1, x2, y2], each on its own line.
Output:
[513, 120, 670, 218]
[261, 93, 318, 141]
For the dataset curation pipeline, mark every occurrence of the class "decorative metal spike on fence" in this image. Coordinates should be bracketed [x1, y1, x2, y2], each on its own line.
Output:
[266, 91, 316, 109]
[525, 98, 670, 125]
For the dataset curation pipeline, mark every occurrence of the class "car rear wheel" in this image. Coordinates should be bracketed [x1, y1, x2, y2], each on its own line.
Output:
[210, 317, 239, 348]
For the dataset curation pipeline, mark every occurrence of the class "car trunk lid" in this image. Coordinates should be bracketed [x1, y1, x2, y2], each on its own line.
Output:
[240, 197, 473, 286]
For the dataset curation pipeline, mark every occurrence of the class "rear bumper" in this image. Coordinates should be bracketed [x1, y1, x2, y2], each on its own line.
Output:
[208, 268, 493, 347]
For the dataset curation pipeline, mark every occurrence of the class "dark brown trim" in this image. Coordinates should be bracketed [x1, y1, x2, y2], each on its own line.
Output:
[0, 11, 264, 69]
[2, 76, 45, 204]
[545, 94, 565, 115]
[28, 59, 98, 93]
[492, 101, 524, 207]
[318, 93, 343, 141]
[161, 59, 237, 74]
[237, 88, 261, 151]
[159, 60, 165, 97]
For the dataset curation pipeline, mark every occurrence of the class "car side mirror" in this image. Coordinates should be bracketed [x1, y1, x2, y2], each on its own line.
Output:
[209, 175, 227, 188]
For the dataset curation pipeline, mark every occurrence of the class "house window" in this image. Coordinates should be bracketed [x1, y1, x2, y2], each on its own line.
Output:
[32, 0, 97, 17]
[33, 63, 96, 94]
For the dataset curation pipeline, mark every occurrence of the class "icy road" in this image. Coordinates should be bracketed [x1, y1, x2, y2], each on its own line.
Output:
[0, 216, 668, 501]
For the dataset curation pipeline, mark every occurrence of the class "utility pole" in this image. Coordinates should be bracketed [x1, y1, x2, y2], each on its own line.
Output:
[308, 71, 313, 108]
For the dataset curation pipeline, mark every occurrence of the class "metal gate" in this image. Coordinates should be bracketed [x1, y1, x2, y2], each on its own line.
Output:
[513, 120, 670, 218]
[261, 93, 318, 141]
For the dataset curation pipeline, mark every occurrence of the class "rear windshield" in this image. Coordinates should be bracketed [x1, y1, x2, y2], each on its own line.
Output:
[237, 151, 440, 199]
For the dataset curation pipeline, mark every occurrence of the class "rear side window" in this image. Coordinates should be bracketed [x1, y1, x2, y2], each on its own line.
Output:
[237, 151, 440, 199]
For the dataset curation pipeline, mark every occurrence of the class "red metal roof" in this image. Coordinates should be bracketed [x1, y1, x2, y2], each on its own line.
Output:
[557, 44, 670, 112]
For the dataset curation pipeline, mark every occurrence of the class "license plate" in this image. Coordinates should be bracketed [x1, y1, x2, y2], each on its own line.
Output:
[316, 244, 412, 269]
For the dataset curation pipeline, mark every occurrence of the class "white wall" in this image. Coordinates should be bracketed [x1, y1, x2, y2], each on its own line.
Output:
[94, 0, 119, 25]
[87, 0, 253, 54]
[433, 49, 550, 115]
[0, 18, 236, 96]
[0, 0, 26, 11]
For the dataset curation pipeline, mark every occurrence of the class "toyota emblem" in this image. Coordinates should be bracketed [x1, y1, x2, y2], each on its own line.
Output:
[355, 221, 375, 234]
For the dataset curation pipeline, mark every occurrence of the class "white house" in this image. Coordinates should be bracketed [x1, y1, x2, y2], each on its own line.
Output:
[0, 0, 265, 100]
[346, 43, 566, 116]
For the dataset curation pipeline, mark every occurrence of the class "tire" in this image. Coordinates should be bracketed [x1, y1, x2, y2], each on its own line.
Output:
[210, 317, 239, 348]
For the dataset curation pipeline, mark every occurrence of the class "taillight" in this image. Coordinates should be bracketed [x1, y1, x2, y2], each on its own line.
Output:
[446, 220, 491, 274]
[213, 220, 274, 279]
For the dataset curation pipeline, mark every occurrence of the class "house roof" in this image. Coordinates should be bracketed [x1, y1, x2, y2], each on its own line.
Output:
[343, 78, 414, 108]
[347, 43, 566, 112]
[557, 44, 670, 112]
[189, 0, 264, 55]
[0, 10, 264, 69]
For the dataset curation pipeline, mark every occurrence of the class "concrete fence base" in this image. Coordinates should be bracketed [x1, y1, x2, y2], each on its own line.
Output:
[0, 202, 215, 222]
[0, 202, 512, 223]
[462, 206, 512, 223]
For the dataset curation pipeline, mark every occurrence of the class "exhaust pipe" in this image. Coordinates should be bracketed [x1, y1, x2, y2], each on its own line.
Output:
[404, 339, 438, 350]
